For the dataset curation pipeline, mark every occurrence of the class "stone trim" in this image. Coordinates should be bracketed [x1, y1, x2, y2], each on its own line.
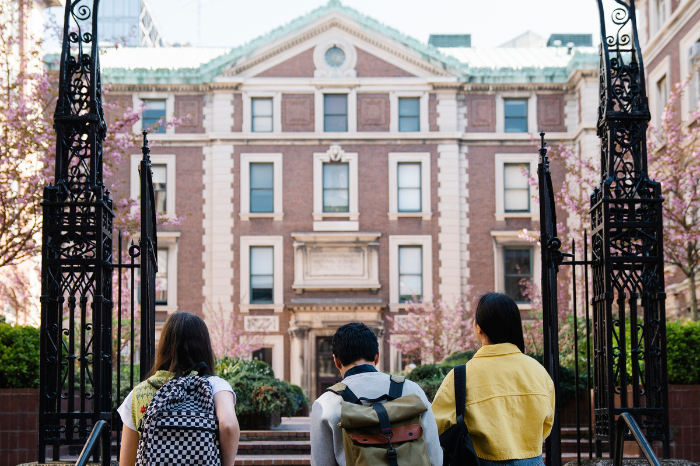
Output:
[239, 153, 284, 221]
[130, 154, 177, 218]
[387, 152, 432, 220]
[388, 235, 433, 311]
[494, 153, 539, 222]
[239, 236, 284, 312]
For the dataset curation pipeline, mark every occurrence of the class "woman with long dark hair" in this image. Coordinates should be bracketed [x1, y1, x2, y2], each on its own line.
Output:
[117, 311, 240, 466]
[432, 293, 554, 466]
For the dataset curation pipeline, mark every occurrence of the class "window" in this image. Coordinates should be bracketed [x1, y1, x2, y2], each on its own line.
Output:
[397, 163, 421, 212]
[155, 248, 168, 305]
[250, 246, 273, 304]
[322, 162, 349, 212]
[657, 76, 669, 124]
[504, 248, 532, 303]
[142, 99, 166, 133]
[655, 0, 668, 32]
[504, 163, 530, 213]
[398, 97, 420, 132]
[324, 94, 348, 132]
[130, 155, 176, 217]
[504, 99, 528, 132]
[250, 163, 274, 213]
[252, 98, 273, 132]
[152, 164, 167, 215]
[399, 246, 423, 303]
[252, 347, 273, 366]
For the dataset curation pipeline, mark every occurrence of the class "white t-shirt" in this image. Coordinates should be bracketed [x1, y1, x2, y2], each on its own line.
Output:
[117, 376, 235, 432]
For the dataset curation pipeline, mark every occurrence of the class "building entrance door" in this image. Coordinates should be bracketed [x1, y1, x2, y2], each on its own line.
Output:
[317, 337, 342, 396]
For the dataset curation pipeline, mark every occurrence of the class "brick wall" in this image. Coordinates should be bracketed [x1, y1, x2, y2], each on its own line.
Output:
[282, 94, 315, 132]
[254, 48, 315, 78]
[355, 47, 415, 78]
[231, 143, 439, 376]
[429, 93, 438, 131]
[175, 95, 205, 134]
[537, 94, 567, 133]
[465, 94, 496, 132]
[232, 93, 243, 132]
[0, 389, 39, 466]
[356, 94, 390, 132]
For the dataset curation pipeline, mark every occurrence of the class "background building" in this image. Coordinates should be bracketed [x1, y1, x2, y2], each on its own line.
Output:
[635, 0, 700, 318]
[99, 1, 599, 399]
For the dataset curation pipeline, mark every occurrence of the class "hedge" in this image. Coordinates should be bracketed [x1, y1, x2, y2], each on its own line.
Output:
[0, 322, 40, 389]
[667, 320, 700, 384]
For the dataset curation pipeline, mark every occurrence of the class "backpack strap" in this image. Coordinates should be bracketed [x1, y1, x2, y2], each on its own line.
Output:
[454, 364, 469, 433]
[184, 362, 207, 377]
[326, 382, 360, 404]
[372, 402, 399, 466]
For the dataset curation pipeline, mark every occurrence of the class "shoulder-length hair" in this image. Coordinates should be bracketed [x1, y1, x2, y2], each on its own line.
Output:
[474, 292, 526, 353]
[146, 311, 216, 379]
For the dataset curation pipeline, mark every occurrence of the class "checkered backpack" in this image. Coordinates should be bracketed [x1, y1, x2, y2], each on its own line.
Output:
[136, 363, 221, 466]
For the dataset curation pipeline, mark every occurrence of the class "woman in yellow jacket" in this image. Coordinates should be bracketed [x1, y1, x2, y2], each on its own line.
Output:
[432, 293, 555, 466]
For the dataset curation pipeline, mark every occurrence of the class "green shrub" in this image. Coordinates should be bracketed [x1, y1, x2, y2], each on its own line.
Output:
[0, 323, 40, 388]
[667, 320, 700, 385]
[443, 350, 476, 366]
[217, 357, 301, 417]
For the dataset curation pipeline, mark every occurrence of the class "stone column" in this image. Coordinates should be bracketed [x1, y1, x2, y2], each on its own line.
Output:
[289, 326, 309, 391]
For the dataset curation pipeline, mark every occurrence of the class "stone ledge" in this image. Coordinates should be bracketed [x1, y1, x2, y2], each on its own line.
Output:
[564, 459, 698, 466]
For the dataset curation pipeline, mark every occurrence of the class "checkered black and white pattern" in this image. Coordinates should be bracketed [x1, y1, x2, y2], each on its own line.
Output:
[136, 376, 221, 466]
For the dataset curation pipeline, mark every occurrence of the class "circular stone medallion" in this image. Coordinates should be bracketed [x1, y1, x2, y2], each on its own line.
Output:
[325, 46, 346, 67]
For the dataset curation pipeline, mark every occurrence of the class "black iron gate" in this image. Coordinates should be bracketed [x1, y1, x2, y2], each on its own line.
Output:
[38, 1, 158, 462]
[540, 1, 670, 464]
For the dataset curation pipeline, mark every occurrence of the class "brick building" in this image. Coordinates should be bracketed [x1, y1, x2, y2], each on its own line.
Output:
[635, 0, 700, 318]
[100, 1, 600, 399]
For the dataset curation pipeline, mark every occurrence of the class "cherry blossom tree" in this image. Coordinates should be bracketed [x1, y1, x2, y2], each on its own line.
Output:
[204, 300, 267, 360]
[387, 296, 478, 364]
[648, 78, 700, 320]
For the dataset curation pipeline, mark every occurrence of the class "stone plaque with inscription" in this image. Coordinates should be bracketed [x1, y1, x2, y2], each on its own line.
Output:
[292, 233, 381, 292]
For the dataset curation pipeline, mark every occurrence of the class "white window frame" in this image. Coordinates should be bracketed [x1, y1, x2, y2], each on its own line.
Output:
[243, 92, 282, 133]
[313, 149, 359, 230]
[491, 231, 541, 311]
[132, 93, 175, 135]
[156, 232, 180, 314]
[315, 88, 357, 133]
[651, 0, 672, 36]
[130, 154, 176, 217]
[679, 20, 700, 119]
[388, 153, 431, 220]
[495, 93, 537, 134]
[239, 236, 284, 313]
[494, 153, 538, 221]
[240, 153, 283, 221]
[389, 236, 433, 312]
[648, 56, 672, 128]
[390, 92, 429, 133]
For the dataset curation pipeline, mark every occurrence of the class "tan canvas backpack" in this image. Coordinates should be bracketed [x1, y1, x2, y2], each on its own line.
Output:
[326, 375, 431, 466]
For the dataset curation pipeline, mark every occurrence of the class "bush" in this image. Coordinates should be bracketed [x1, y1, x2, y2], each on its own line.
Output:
[443, 350, 476, 366]
[667, 320, 700, 384]
[0, 323, 40, 388]
[217, 357, 304, 418]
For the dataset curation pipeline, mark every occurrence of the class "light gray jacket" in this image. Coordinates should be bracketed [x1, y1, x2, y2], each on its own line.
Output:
[310, 371, 443, 466]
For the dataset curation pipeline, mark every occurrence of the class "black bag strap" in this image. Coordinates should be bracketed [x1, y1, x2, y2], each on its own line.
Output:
[326, 375, 404, 405]
[372, 402, 399, 466]
[184, 362, 207, 377]
[454, 364, 468, 433]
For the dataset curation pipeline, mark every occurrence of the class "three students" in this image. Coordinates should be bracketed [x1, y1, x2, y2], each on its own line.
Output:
[124, 293, 553, 466]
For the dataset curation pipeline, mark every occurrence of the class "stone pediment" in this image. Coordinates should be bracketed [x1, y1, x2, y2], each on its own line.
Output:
[292, 232, 381, 293]
[219, 8, 460, 80]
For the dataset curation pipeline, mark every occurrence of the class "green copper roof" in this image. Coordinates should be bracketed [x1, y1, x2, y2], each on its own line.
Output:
[61, 0, 598, 85]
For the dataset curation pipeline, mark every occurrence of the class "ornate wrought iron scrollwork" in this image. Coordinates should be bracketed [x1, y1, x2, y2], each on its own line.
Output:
[39, 0, 113, 462]
[593, 0, 669, 458]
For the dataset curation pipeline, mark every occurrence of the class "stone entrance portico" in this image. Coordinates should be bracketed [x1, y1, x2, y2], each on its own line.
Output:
[287, 300, 385, 400]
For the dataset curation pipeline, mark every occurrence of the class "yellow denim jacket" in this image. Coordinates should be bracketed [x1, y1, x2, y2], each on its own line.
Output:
[431, 343, 555, 461]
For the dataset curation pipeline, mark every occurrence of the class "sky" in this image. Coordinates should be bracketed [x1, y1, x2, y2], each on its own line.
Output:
[44, 0, 602, 49]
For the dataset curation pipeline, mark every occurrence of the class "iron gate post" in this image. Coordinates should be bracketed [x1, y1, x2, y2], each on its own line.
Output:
[39, 0, 113, 462]
[538, 133, 564, 466]
[593, 0, 670, 458]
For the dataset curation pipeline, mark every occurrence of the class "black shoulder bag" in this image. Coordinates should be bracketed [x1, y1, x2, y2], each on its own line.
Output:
[438, 364, 480, 466]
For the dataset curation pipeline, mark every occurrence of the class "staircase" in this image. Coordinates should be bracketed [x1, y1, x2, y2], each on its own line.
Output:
[235, 418, 311, 466]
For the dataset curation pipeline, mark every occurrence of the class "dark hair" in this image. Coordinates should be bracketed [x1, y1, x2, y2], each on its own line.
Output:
[147, 311, 216, 379]
[332, 322, 379, 366]
[474, 293, 526, 353]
